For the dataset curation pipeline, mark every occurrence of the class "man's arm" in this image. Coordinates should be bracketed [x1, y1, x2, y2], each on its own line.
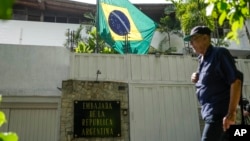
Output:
[223, 78, 242, 131]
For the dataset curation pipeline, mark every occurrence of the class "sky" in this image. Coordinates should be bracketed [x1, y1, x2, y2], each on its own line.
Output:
[70, 0, 170, 4]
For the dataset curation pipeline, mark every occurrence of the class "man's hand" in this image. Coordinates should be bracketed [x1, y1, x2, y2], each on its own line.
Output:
[191, 72, 199, 83]
[223, 112, 236, 131]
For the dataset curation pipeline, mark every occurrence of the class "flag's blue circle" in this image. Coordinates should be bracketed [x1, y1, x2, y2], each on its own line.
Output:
[108, 10, 131, 36]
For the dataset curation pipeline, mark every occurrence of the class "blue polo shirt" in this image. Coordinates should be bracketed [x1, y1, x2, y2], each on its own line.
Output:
[195, 45, 239, 121]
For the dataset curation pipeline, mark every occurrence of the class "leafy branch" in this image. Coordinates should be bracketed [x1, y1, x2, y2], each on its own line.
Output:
[206, 0, 250, 43]
[0, 96, 18, 141]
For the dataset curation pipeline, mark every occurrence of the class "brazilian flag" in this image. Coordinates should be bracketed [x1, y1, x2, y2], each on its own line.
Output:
[97, 0, 157, 54]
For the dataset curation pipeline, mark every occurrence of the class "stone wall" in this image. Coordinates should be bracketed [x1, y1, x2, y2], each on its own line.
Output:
[60, 80, 129, 141]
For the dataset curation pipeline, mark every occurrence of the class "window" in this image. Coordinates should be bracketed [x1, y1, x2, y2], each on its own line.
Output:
[28, 15, 40, 21]
[13, 14, 26, 20]
[13, 9, 27, 20]
[44, 16, 55, 22]
[56, 17, 67, 23]
[68, 17, 79, 24]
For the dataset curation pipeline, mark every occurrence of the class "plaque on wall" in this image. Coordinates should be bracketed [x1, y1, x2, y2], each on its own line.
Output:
[74, 100, 121, 138]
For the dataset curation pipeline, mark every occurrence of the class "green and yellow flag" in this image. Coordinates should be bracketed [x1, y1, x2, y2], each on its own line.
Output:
[97, 0, 157, 54]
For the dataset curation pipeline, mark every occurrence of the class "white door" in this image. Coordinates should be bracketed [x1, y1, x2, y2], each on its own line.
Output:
[129, 84, 201, 141]
[0, 102, 59, 141]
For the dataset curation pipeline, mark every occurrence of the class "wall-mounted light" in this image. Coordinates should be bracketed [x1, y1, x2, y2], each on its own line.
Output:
[95, 70, 101, 82]
[122, 109, 128, 116]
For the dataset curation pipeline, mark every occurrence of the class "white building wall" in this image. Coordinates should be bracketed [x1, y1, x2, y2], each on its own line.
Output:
[0, 20, 87, 47]
[0, 44, 70, 96]
[1, 20, 250, 57]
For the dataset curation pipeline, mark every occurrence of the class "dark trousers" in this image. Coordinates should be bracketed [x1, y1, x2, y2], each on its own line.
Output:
[201, 120, 229, 141]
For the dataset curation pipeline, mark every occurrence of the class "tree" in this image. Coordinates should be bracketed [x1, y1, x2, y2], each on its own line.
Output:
[157, 5, 181, 54]
[206, 0, 250, 43]
[74, 27, 118, 54]
[167, 0, 230, 47]
[64, 24, 118, 54]
[0, 0, 15, 20]
[171, 0, 215, 34]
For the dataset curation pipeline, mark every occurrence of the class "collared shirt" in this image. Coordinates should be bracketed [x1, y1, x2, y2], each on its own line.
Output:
[195, 45, 239, 121]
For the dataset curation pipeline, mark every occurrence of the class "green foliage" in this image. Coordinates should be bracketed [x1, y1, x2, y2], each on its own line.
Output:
[157, 4, 180, 54]
[167, 0, 232, 47]
[0, 96, 18, 141]
[83, 13, 95, 25]
[0, 0, 15, 20]
[75, 41, 93, 53]
[159, 15, 181, 34]
[74, 24, 85, 44]
[170, 0, 215, 34]
[158, 4, 181, 32]
[85, 27, 117, 54]
[206, 0, 250, 43]
[0, 112, 6, 127]
[64, 24, 85, 48]
[64, 25, 117, 54]
[0, 133, 18, 141]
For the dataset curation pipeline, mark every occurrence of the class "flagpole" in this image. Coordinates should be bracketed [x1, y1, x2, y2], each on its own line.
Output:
[125, 34, 128, 54]
[95, 0, 99, 53]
